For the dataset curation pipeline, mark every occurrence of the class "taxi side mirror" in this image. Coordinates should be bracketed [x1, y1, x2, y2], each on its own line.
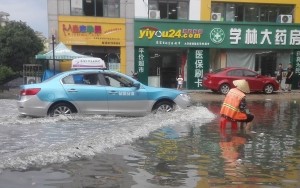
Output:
[133, 83, 140, 89]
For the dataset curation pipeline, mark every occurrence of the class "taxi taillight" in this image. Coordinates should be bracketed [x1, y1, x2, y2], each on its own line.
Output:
[20, 88, 41, 96]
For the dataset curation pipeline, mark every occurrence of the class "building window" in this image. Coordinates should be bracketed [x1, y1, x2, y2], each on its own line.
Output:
[212, 3, 225, 21]
[178, 2, 188, 19]
[211, 2, 295, 23]
[225, 3, 235, 22]
[71, 0, 84, 15]
[268, 5, 279, 22]
[279, 5, 294, 15]
[148, 0, 189, 20]
[244, 4, 258, 22]
[259, 5, 269, 22]
[70, 0, 120, 17]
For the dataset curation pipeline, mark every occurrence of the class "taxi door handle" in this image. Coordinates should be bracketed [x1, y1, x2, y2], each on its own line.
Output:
[68, 89, 78, 92]
[108, 91, 118, 94]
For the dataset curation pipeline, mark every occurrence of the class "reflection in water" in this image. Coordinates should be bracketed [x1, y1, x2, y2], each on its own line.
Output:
[128, 100, 300, 187]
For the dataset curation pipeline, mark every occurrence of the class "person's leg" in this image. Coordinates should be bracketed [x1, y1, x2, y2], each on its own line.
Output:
[245, 114, 254, 130]
[239, 114, 254, 130]
[245, 121, 253, 130]
[286, 78, 291, 91]
[279, 80, 283, 90]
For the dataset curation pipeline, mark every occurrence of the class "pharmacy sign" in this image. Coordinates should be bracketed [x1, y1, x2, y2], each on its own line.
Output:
[135, 20, 300, 49]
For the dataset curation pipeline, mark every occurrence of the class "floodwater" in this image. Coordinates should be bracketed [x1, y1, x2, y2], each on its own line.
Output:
[120, 100, 300, 188]
[0, 99, 300, 187]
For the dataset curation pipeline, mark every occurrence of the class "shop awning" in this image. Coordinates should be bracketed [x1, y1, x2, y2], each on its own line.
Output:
[35, 42, 89, 60]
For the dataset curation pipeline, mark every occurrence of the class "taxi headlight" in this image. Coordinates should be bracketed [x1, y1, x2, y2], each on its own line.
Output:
[179, 93, 190, 99]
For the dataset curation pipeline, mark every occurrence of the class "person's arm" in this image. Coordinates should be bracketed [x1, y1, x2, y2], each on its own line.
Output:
[239, 97, 246, 113]
[289, 69, 294, 78]
[282, 70, 285, 78]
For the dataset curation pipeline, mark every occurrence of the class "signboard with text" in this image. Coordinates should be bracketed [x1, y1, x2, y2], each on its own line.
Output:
[134, 47, 148, 85]
[292, 49, 300, 89]
[135, 20, 300, 49]
[59, 20, 125, 46]
[187, 49, 209, 90]
[293, 50, 300, 74]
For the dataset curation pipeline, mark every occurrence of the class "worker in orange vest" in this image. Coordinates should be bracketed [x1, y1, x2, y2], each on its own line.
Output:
[220, 79, 254, 130]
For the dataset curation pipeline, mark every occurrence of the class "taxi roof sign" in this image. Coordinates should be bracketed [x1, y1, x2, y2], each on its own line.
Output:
[71, 58, 106, 69]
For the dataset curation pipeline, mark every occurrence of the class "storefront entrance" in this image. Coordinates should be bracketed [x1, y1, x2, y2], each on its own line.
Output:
[216, 49, 291, 78]
[148, 48, 187, 88]
[255, 52, 277, 77]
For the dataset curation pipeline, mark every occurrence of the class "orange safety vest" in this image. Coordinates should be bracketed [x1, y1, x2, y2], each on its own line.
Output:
[220, 88, 247, 120]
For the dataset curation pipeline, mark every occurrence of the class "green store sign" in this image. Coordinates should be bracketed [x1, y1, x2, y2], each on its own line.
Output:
[187, 49, 209, 89]
[134, 19, 300, 49]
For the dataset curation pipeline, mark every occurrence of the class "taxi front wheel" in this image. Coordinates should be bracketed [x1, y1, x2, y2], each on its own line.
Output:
[152, 101, 174, 114]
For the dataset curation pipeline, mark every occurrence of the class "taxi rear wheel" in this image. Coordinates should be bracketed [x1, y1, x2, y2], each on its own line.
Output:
[153, 101, 174, 114]
[49, 103, 74, 117]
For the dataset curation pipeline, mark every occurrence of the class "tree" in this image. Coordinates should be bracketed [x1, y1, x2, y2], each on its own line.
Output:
[0, 66, 14, 81]
[0, 21, 44, 73]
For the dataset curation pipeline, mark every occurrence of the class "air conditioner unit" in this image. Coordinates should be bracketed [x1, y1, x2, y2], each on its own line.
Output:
[211, 13, 221, 21]
[26, 77, 41, 84]
[149, 10, 160, 19]
[279, 15, 292, 23]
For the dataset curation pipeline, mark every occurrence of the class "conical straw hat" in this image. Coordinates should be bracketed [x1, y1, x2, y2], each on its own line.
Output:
[233, 79, 250, 93]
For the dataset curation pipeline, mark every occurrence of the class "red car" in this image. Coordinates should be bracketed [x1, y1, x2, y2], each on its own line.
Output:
[202, 67, 280, 94]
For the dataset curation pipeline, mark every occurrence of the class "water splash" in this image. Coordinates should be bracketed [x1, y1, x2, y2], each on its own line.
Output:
[0, 99, 215, 173]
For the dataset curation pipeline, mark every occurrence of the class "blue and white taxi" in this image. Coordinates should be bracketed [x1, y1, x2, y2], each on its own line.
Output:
[17, 58, 191, 117]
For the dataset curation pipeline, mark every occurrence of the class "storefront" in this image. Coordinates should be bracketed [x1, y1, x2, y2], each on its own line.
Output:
[134, 19, 300, 89]
[58, 16, 126, 73]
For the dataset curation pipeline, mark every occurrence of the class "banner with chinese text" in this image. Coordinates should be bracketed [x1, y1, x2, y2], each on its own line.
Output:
[134, 47, 149, 85]
[187, 49, 209, 90]
[292, 49, 300, 89]
[135, 19, 300, 49]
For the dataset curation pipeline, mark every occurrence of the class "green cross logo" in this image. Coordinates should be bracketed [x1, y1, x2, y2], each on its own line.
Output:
[210, 28, 225, 44]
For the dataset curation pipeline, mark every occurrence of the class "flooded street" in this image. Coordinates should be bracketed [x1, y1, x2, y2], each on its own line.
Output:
[122, 100, 300, 188]
[0, 97, 300, 187]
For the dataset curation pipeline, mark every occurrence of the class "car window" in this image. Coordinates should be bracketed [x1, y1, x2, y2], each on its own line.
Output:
[212, 68, 226, 74]
[244, 70, 257, 77]
[103, 73, 133, 87]
[42, 72, 65, 83]
[62, 73, 100, 85]
[227, 70, 243, 76]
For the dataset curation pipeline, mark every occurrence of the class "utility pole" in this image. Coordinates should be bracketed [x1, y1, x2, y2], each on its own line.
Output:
[52, 28, 56, 75]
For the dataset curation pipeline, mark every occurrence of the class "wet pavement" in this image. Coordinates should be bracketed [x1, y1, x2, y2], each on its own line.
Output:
[0, 95, 300, 187]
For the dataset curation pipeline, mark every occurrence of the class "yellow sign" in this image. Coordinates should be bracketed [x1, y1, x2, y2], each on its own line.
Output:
[59, 21, 125, 46]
